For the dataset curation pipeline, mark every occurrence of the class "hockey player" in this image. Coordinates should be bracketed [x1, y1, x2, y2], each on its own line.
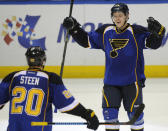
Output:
[0, 46, 99, 131]
[63, 3, 165, 131]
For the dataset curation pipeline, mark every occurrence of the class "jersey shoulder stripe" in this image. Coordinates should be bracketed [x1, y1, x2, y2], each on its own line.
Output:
[104, 26, 115, 34]
[96, 24, 115, 34]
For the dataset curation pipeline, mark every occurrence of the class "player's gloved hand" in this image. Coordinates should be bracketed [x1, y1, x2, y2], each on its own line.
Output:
[63, 16, 79, 30]
[82, 109, 99, 130]
[147, 17, 165, 35]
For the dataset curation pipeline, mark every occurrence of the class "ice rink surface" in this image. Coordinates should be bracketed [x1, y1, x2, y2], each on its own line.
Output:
[0, 78, 168, 131]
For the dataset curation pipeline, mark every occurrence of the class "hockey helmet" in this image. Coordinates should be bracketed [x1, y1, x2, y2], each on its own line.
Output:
[111, 3, 129, 16]
[25, 46, 46, 67]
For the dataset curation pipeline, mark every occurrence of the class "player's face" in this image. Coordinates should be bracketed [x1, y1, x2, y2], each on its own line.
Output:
[112, 11, 129, 29]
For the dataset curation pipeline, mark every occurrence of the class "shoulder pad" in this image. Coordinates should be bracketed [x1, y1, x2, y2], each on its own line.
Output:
[95, 24, 114, 34]
[131, 24, 148, 34]
[2, 71, 19, 83]
[43, 71, 63, 85]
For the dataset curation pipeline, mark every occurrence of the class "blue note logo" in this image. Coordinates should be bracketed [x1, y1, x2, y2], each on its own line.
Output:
[1, 15, 46, 50]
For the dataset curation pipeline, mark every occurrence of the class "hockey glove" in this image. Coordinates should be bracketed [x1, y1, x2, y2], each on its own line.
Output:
[63, 17, 80, 30]
[147, 17, 165, 36]
[82, 109, 99, 130]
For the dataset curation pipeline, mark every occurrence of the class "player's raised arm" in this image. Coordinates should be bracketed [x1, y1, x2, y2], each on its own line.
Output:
[63, 17, 90, 48]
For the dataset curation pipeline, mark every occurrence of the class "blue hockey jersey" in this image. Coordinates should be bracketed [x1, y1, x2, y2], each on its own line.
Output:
[88, 24, 150, 86]
[0, 69, 79, 131]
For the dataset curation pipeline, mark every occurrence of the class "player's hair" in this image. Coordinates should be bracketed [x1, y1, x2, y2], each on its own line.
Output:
[25, 46, 46, 67]
[111, 3, 129, 17]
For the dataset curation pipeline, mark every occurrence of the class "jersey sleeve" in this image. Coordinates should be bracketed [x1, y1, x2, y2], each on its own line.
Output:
[132, 24, 150, 49]
[0, 72, 17, 105]
[53, 84, 79, 112]
[88, 31, 104, 50]
[88, 24, 112, 50]
[48, 73, 79, 112]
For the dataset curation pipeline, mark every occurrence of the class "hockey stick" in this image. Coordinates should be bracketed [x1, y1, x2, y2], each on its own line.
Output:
[60, 0, 74, 78]
[31, 104, 145, 126]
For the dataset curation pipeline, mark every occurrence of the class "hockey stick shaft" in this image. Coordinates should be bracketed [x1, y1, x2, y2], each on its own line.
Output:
[31, 122, 128, 126]
[60, 0, 74, 78]
[31, 104, 145, 126]
[31, 121, 135, 126]
[69, 0, 74, 17]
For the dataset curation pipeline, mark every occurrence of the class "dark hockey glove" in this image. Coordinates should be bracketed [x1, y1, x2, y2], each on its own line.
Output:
[63, 16, 80, 31]
[82, 109, 99, 130]
[147, 17, 165, 36]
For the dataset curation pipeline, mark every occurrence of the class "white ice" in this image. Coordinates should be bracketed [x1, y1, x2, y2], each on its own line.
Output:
[0, 78, 168, 131]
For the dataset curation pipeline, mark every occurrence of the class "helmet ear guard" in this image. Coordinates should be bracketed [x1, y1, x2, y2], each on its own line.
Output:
[25, 46, 46, 67]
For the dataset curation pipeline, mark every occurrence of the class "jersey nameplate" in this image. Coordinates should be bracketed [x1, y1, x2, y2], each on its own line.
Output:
[20, 76, 40, 85]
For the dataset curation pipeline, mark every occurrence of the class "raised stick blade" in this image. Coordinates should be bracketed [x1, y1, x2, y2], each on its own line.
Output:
[129, 104, 145, 124]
